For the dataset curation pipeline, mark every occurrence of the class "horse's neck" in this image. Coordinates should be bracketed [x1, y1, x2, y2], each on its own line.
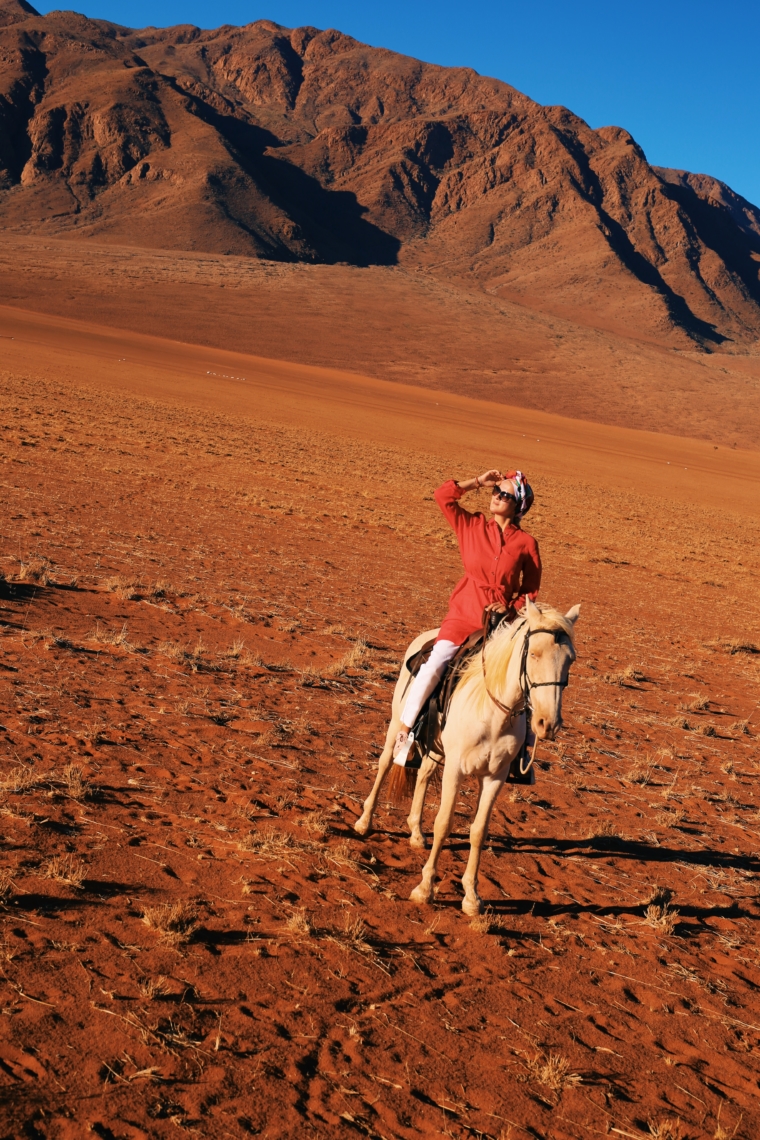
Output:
[487, 622, 527, 717]
[505, 623, 528, 707]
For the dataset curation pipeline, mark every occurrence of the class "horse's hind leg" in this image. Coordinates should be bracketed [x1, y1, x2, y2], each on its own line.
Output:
[406, 753, 441, 849]
[410, 761, 461, 905]
[461, 774, 505, 916]
[354, 716, 400, 836]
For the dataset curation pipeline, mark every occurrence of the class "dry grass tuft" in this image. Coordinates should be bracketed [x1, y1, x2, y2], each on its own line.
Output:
[284, 909, 313, 939]
[626, 758, 656, 785]
[301, 809, 331, 837]
[604, 664, 645, 686]
[43, 854, 86, 888]
[648, 886, 674, 907]
[671, 716, 693, 731]
[713, 1105, 742, 1140]
[159, 639, 187, 662]
[525, 1051, 582, 1093]
[18, 557, 54, 585]
[238, 826, 315, 864]
[141, 901, 198, 947]
[731, 720, 750, 735]
[89, 622, 131, 648]
[592, 820, 622, 838]
[684, 694, 710, 712]
[469, 907, 508, 934]
[325, 639, 369, 675]
[643, 891, 679, 934]
[0, 766, 38, 794]
[322, 839, 363, 874]
[725, 639, 759, 656]
[61, 762, 91, 801]
[225, 638, 246, 659]
[138, 975, 171, 1000]
[0, 868, 14, 900]
[339, 914, 372, 954]
[105, 575, 142, 600]
[648, 1118, 684, 1140]
[656, 809, 685, 828]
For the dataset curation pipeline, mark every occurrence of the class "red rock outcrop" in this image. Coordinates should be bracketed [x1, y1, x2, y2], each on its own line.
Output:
[1, 6, 759, 347]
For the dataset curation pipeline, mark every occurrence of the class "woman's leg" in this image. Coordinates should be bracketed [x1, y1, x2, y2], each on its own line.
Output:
[399, 639, 459, 731]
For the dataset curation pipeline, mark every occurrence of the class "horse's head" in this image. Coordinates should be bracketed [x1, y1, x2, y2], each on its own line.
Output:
[523, 598, 581, 740]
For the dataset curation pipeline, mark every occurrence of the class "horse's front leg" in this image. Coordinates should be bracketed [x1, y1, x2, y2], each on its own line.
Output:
[406, 752, 442, 848]
[410, 759, 461, 905]
[461, 772, 506, 916]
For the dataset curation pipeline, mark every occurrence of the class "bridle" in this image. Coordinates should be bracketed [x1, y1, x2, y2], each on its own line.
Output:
[480, 614, 571, 773]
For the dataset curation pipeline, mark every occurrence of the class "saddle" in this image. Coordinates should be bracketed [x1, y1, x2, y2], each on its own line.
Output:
[403, 611, 536, 784]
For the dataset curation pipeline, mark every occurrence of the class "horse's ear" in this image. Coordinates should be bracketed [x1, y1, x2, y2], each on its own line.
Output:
[564, 603, 581, 625]
[524, 596, 539, 619]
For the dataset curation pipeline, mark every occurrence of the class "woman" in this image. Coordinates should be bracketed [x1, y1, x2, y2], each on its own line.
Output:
[393, 468, 541, 765]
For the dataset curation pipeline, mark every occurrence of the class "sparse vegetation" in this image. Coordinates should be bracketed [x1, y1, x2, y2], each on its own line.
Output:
[525, 1051, 582, 1093]
[627, 759, 656, 784]
[89, 621, 131, 648]
[593, 820, 622, 838]
[61, 762, 91, 801]
[18, 556, 54, 585]
[42, 854, 86, 888]
[1, 347, 759, 1138]
[0, 766, 38, 794]
[648, 1119, 684, 1140]
[642, 886, 679, 934]
[284, 909, 313, 939]
[470, 907, 508, 934]
[301, 809, 331, 837]
[138, 975, 171, 1000]
[141, 901, 198, 947]
[604, 664, 645, 685]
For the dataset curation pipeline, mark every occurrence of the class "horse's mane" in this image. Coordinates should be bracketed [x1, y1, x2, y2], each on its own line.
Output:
[456, 604, 576, 716]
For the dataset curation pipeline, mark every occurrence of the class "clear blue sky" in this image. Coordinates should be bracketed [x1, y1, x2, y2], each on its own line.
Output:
[37, 0, 760, 208]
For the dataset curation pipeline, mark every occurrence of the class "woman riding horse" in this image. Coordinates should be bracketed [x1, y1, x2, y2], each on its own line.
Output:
[392, 467, 541, 767]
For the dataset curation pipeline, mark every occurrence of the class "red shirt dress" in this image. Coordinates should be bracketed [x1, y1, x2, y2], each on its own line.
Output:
[434, 479, 542, 645]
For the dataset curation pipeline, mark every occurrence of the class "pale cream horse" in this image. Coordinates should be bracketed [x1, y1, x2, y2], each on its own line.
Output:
[354, 598, 580, 916]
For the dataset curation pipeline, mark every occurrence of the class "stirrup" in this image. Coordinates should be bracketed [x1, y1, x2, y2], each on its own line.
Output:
[392, 730, 416, 768]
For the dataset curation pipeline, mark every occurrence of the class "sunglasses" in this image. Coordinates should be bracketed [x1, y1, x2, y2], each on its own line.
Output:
[491, 486, 517, 503]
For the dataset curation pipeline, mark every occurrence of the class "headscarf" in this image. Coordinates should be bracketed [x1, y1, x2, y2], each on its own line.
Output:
[503, 469, 534, 520]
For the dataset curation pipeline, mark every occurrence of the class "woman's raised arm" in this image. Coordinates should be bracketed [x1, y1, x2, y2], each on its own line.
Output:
[456, 469, 502, 493]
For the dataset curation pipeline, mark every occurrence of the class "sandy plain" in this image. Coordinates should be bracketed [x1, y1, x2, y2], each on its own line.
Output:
[1, 293, 760, 1139]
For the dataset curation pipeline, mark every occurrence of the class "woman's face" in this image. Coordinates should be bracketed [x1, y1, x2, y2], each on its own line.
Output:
[489, 480, 518, 521]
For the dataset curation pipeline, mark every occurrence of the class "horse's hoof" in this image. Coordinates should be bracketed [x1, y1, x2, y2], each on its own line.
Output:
[461, 896, 483, 917]
[410, 883, 432, 906]
[408, 831, 426, 849]
[353, 815, 372, 837]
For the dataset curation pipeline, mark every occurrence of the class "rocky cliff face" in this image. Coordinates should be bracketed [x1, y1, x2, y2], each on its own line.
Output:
[1, 1, 759, 348]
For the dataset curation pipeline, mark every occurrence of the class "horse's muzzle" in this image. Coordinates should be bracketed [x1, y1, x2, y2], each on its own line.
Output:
[533, 714, 562, 741]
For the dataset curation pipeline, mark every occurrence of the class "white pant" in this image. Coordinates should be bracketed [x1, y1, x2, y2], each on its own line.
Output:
[401, 639, 459, 728]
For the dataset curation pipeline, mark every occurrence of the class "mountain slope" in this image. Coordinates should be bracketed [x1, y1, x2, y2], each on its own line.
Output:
[0, 6, 759, 348]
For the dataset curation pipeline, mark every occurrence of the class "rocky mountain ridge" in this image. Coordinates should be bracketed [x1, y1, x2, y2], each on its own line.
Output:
[1, 0, 759, 348]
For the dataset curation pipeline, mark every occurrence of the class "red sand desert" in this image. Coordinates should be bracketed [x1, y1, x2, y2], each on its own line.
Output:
[1, 6, 760, 1140]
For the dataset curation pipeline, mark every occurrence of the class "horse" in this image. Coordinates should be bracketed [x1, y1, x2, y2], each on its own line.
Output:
[354, 598, 580, 915]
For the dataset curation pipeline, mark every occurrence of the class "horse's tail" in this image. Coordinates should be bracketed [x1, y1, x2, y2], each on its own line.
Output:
[386, 762, 418, 803]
